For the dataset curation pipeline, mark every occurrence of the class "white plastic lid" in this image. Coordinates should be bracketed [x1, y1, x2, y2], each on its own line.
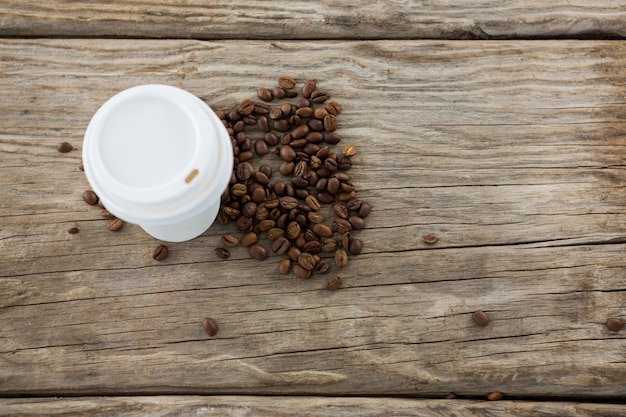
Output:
[83, 84, 232, 227]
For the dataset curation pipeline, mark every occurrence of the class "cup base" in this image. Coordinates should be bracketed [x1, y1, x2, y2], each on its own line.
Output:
[139, 199, 220, 242]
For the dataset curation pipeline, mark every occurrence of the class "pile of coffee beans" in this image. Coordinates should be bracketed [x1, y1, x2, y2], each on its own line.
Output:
[213, 77, 371, 285]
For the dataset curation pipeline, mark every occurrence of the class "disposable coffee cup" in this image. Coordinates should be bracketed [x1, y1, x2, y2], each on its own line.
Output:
[83, 84, 233, 242]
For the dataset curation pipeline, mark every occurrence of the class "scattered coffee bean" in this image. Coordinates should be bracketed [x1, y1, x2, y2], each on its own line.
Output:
[342, 144, 357, 157]
[107, 218, 123, 232]
[57, 142, 73, 153]
[326, 101, 342, 115]
[297, 252, 317, 271]
[472, 310, 490, 327]
[78, 160, 84, 171]
[326, 275, 342, 290]
[101, 209, 115, 219]
[278, 76, 297, 89]
[334, 249, 348, 268]
[257, 88, 273, 102]
[301, 80, 316, 98]
[240, 232, 259, 247]
[487, 392, 503, 401]
[278, 258, 291, 275]
[67, 227, 79, 234]
[349, 238, 363, 255]
[215, 247, 231, 259]
[82, 190, 99, 206]
[424, 235, 438, 244]
[202, 317, 219, 337]
[606, 317, 623, 332]
[221, 234, 239, 248]
[248, 244, 268, 260]
[152, 244, 169, 261]
[293, 264, 312, 279]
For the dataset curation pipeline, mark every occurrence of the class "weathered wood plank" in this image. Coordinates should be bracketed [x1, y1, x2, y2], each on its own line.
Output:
[1, 396, 626, 417]
[1, 39, 625, 398]
[0, 1, 625, 39]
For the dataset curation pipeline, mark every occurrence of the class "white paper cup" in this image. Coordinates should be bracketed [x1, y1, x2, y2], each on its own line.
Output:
[83, 84, 233, 242]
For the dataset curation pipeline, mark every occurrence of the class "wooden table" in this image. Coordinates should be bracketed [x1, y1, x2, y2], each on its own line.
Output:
[1, 2, 626, 415]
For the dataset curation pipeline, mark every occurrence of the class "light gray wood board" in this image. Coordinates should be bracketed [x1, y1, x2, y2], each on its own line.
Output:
[0, 1, 625, 39]
[0, 39, 625, 397]
[1, 397, 626, 417]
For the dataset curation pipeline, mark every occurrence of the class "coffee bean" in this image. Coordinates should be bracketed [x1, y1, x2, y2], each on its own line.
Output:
[302, 240, 322, 254]
[101, 209, 115, 219]
[258, 219, 276, 232]
[251, 187, 267, 204]
[241, 232, 259, 247]
[326, 275, 343, 291]
[278, 258, 291, 275]
[349, 216, 366, 230]
[349, 238, 363, 255]
[279, 161, 295, 176]
[321, 238, 338, 253]
[257, 115, 270, 132]
[231, 183, 247, 197]
[273, 119, 290, 132]
[323, 114, 338, 131]
[297, 253, 317, 271]
[606, 317, 623, 331]
[107, 218, 123, 232]
[272, 86, 286, 99]
[286, 221, 301, 240]
[291, 124, 309, 139]
[334, 249, 348, 268]
[152, 244, 169, 261]
[272, 237, 291, 255]
[287, 247, 302, 261]
[306, 195, 321, 211]
[301, 80, 316, 98]
[317, 192, 334, 204]
[308, 118, 324, 132]
[82, 190, 99, 206]
[324, 158, 338, 171]
[472, 310, 490, 327]
[237, 99, 255, 115]
[346, 198, 362, 211]
[311, 91, 329, 104]
[339, 191, 357, 202]
[254, 140, 269, 156]
[423, 235, 438, 244]
[316, 260, 330, 274]
[237, 216, 253, 231]
[324, 132, 342, 145]
[280, 196, 299, 210]
[236, 162, 253, 181]
[342, 144, 357, 157]
[221, 234, 239, 248]
[215, 247, 231, 259]
[307, 211, 324, 224]
[291, 176, 309, 189]
[278, 75, 297, 89]
[333, 203, 349, 219]
[78, 160, 84, 171]
[248, 244, 268, 260]
[267, 227, 285, 241]
[67, 227, 79, 234]
[242, 202, 258, 218]
[341, 232, 351, 250]
[327, 177, 341, 195]
[57, 142, 73, 153]
[202, 317, 219, 337]
[312, 223, 333, 238]
[279, 145, 296, 162]
[293, 264, 312, 279]
[487, 392, 503, 401]
[332, 218, 352, 234]
[358, 202, 372, 218]
[263, 132, 279, 146]
[326, 100, 342, 115]
[257, 88, 273, 102]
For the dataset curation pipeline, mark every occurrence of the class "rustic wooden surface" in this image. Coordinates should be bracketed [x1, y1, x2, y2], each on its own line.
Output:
[1, 2, 626, 415]
[1, 1, 625, 40]
[1, 40, 625, 405]
[2, 396, 626, 417]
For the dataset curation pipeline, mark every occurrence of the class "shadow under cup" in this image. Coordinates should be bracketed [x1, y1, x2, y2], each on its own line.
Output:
[83, 84, 233, 242]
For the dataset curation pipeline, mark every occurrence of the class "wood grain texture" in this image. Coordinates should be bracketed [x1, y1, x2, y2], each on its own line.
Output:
[1, 39, 626, 398]
[0, 1, 625, 39]
[1, 396, 626, 417]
